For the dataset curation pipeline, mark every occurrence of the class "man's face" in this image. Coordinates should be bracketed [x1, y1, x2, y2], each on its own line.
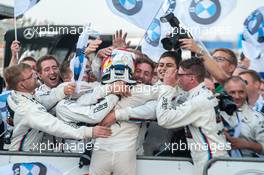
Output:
[239, 73, 260, 95]
[260, 82, 264, 98]
[19, 69, 38, 92]
[212, 51, 235, 76]
[177, 67, 194, 91]
[82, 61, 97, 82]
[224, 80, 247, 108]
[157, 57, 177, 81]
[38, 59, 60, 88]
[151, 67, 159, 84]
[134, 63, 153, 84]
[61, 68, 73, 82]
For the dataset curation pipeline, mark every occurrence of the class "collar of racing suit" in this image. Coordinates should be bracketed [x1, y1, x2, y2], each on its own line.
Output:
[188, 82, 206, 97]
[8, 91, 35, 110]
[38, 84, 51, 92]
[13, 91, 34, 100]
[239, 103, 255, 123]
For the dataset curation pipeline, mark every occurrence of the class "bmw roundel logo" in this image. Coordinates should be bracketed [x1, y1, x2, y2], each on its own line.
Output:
[112, 0, 143, 16]
[166, 0, 176, 13]
[244, 10, 263, 35]
[144, 18, 161, 47]
[189, 0, 221, 25]
[12, 162, 47, 175]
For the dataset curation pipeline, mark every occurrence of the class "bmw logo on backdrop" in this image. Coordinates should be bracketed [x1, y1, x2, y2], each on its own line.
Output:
[244, 10, 263, 35]
[189, 0, 221, 25]
[144, 18, 161, 47]
[112, 0, 143, 16]
[12, 162, 47, 175]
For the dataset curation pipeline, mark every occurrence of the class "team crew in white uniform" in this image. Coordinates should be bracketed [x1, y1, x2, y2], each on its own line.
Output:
[5, 63, 112, 151]
[4, 29, 264, 175]
[221, 76, 264, 157]
[155, 58, 228, 175]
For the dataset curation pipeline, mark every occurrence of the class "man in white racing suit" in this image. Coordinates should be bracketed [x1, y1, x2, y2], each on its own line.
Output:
[55, 58, 129, 153]
[86, 49, 159, 175]
[56, 81, 127, 126]
[4, 63, 112, 152]
[34, 55, 62, 114]
[56, 81, 128, 153]
[34, 55, 74, 151]
[155, 58, 229, 175]
[106, 51, 187, 156]
[221, 76, 264, 157]
[89, 83, 159, 175]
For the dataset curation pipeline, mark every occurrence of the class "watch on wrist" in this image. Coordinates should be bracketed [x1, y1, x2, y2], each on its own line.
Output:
[195, 47, 205, 58]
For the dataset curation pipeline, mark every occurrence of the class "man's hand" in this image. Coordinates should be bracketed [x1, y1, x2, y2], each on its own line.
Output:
[9, 40, 21, 66]
[112, 29, 131, 49]
[92, 126, 112, 138]
[64, 83, 76, 95]
[100, 111, 116, 127]
[108, 81, 131, 97]
[97, 47, 113, 59]
[224, 132, 247, 149]
[11, 40, 21, 57]
[163, 69, 177, 87]
[179, 38, 201, 53]
[84, 39, 102, 56]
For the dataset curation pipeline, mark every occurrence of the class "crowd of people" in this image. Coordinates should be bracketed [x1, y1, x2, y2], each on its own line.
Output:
[0, 29, 263, 175]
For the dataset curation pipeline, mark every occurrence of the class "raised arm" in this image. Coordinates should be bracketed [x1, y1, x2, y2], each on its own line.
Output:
[180, 38, 229, 84]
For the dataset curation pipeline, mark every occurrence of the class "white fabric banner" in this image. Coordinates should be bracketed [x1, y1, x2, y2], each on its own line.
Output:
[141, 0, 237, 62]
[177, 0, 237, 38]
[141, 0, 178, 62]
[14, 0, 40, 17]
[70, 25, 90, 93]
[242, 6, 264, 76]
[105, 0, 164, 29]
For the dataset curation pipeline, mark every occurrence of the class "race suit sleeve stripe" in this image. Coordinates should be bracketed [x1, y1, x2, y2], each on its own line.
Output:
[18, 129, 32, 151]
[199, 127, 213, 160]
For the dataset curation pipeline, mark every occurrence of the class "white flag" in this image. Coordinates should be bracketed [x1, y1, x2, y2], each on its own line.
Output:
[105, 0, 164, 29]
[141, 15, 170, 62]
[242, 6, 264, 78]
[141, 0, 178, 62]
[176, 0, 237, 38]
[70, 25, 91, 93]
[14, 0, 40, 17]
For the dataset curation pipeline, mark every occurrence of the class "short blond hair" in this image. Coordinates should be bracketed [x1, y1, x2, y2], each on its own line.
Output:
[4, 63, 32, 90]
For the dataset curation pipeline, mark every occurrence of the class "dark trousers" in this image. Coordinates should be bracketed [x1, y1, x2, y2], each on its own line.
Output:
[0, 121, 5, 150]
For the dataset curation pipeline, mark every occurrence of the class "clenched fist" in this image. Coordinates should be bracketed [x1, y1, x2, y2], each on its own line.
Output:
[64, 83, 76, 95]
